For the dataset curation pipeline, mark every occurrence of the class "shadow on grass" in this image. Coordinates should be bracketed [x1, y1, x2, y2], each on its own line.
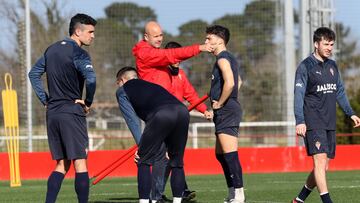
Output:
[90, 198, 198, 203]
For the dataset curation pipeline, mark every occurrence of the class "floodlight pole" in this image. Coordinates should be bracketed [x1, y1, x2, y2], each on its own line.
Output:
[284, 0, 296, 146]
[25, 0, 33, 152]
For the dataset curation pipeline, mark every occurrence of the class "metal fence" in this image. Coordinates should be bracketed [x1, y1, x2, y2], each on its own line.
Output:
[1, 0, 359, 152]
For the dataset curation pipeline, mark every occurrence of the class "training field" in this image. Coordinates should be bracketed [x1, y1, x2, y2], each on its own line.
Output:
[0, 171, 359, 203]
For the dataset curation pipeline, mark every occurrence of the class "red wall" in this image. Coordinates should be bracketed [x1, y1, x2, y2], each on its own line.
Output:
[1, 145, 360, 180]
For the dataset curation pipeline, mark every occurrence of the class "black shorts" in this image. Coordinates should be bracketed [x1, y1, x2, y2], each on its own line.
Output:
[213, 99, 242, 137]
[47, 112, 88, 160]
[304, 129, 336, 159]
[137, 104, 189, 167]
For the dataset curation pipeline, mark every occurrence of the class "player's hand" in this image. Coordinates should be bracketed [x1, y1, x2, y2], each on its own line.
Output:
[165, 152, 169, 160]
[204, 110, 213, 120]
[75, 99, 90, 115]
[134, 150, 140, 163]
[296, 124, 307, 137]
[212, 100, 223, 110]
[199, 43, 214, 52]
[351, 115, 360, 128]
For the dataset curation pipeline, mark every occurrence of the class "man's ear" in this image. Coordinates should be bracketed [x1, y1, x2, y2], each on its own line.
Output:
[314, 41, 319, 50]
[74, 27, 82, 37]
[218, 38, 225, 46]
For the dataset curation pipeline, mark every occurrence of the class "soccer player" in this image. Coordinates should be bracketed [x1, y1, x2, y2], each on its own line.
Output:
[132, 21, 213, 202]
[28, 13, 97, 203]
[205, 25, 245, 203]
[293, 27, 360, 203]
[116, 66, 190, 203]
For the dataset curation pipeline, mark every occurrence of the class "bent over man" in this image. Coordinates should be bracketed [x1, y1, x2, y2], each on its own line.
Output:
[116, 66, 189, 203]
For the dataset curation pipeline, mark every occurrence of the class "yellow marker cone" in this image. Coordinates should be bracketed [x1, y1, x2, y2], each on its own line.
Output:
[1, 73, 21, 187]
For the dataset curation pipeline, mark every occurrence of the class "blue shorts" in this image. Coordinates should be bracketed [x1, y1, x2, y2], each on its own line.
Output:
[213, 99, 242, 137]
[304, 129, 336, 159]
[47, 112, 88, 160]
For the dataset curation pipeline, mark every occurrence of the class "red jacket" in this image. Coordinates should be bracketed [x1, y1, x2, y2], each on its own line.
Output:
[171, 69, 207, 113]
[132, 40, 201, 91]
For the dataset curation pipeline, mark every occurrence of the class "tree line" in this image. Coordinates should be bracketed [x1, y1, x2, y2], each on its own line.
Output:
[0, 0, 359, 143]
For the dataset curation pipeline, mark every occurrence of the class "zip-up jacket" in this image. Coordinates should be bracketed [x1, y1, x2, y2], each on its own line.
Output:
[171, 69, 207, 113]
[132, 40, 201, 91]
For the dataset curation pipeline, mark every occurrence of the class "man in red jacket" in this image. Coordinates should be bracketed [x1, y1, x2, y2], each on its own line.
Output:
[132, 22, 212, 202]
[132, 21, 213, 92]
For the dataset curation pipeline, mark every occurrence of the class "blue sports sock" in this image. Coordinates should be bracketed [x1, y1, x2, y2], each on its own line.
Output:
[75, 172, 89, 203]
[170, 167, 185, 197]
[45, 171, 65, 203]
[138, 163, 152, 199]
[297, 185, 312, 201]
[320, 193, 333, 203]
[216, 153, 233, 188]
[223, 151, 243, 188]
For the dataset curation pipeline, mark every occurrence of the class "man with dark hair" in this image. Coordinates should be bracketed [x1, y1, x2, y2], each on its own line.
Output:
[29, 13, 97, 203]
[205, 25, 245, 203]
[292, 27, 360, 203]
[116, 67, 190, 203]
[205, 25, 230, 45]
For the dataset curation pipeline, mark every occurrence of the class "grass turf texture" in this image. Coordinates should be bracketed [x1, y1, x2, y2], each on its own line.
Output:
[0, 171, 359, 202]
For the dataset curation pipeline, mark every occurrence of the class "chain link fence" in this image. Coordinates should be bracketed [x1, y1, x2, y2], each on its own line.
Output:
[0, 0, 359, 152]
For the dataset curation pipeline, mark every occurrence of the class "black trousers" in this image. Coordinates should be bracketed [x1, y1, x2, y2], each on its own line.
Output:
[137, 104, 189, 167]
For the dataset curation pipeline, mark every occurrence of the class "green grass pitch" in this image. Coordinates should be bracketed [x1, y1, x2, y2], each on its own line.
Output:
[0, 171, 360, 202]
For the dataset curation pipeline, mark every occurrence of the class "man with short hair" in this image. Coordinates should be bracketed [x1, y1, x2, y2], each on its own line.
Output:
[205, 25, 245, 203]
[133, 21, 213, 91]
[29, 13, 97, 203]
[292, 27, 360, 203]
[116, 66, 190, 203]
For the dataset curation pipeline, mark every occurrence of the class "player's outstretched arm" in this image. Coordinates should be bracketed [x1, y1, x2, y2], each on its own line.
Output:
[135, 44, 206, 67]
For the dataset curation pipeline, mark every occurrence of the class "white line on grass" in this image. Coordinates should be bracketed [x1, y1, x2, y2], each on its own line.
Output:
[90, 192, 128, 196]
[332, 185, 360, 189]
